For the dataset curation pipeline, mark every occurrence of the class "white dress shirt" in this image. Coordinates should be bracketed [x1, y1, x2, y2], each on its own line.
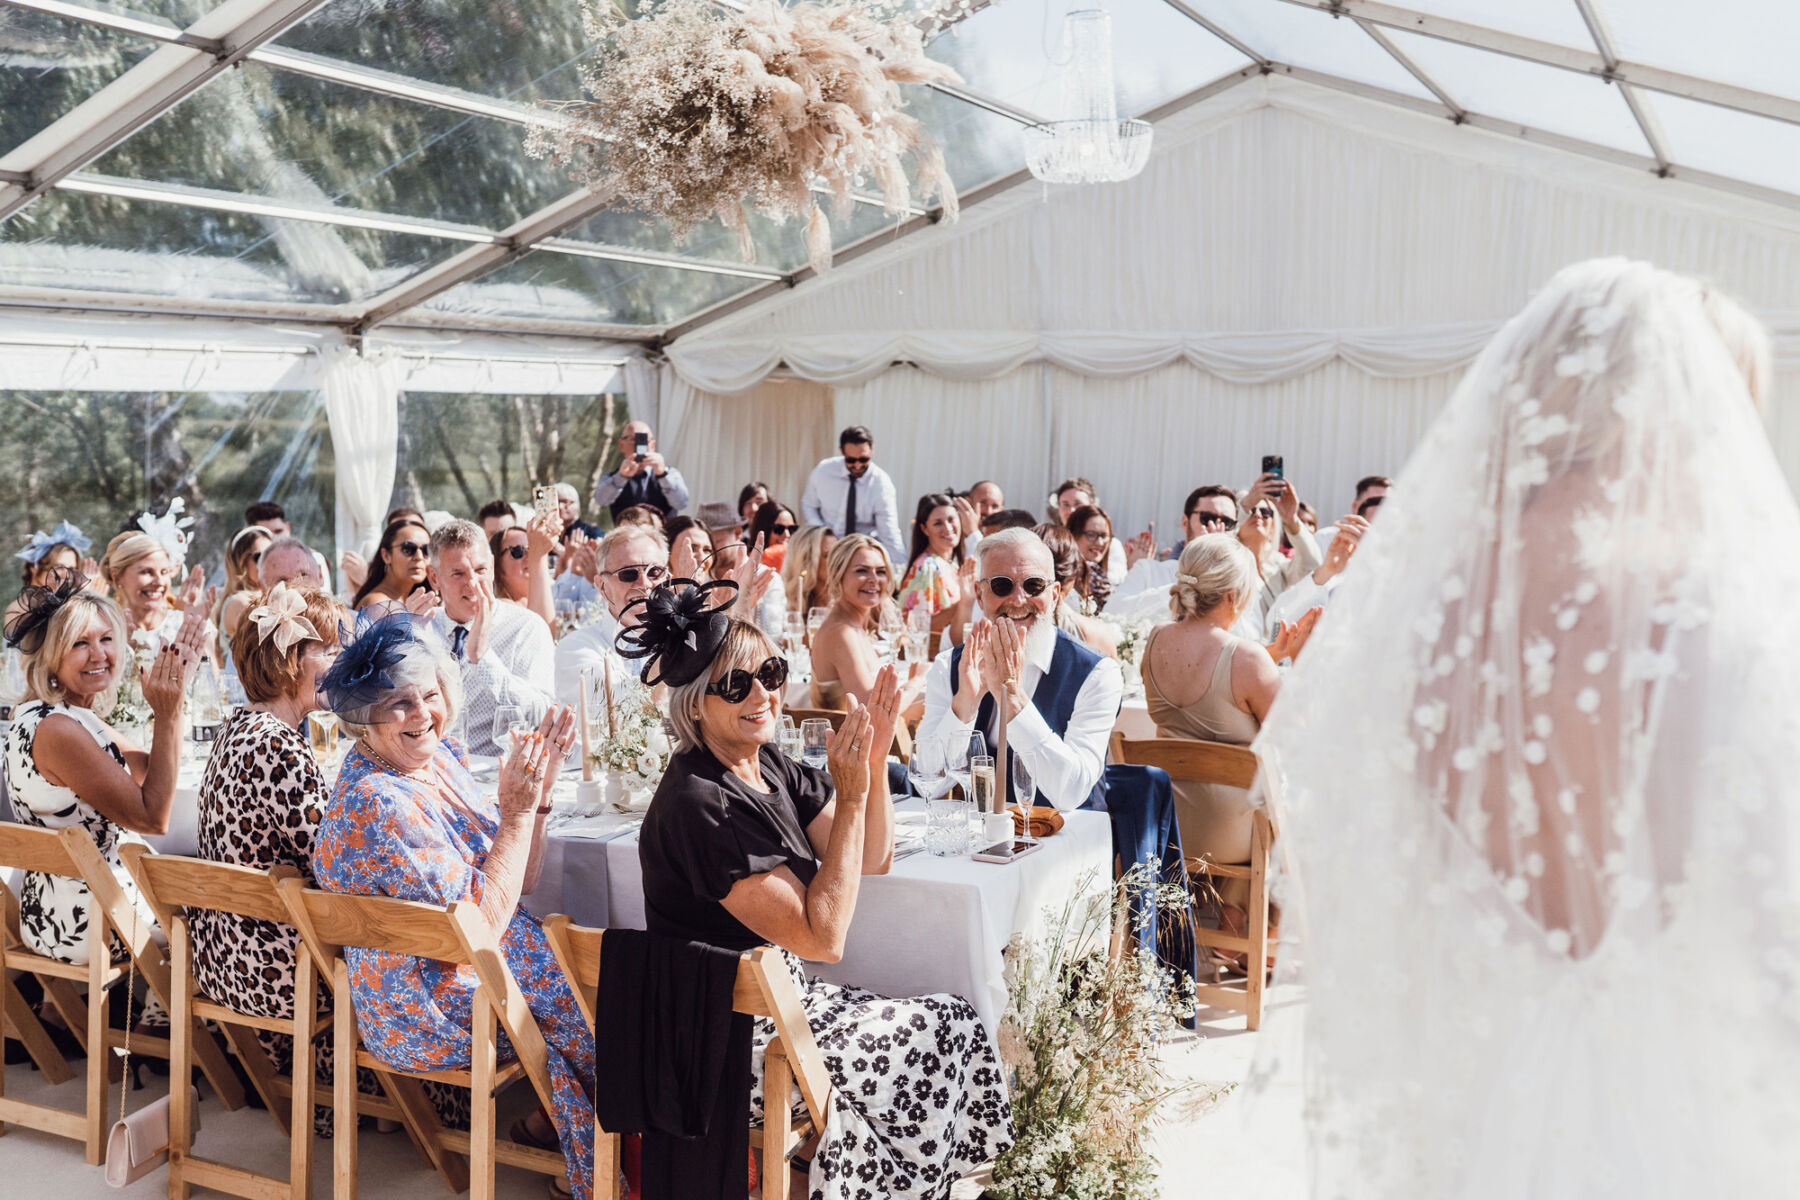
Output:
[429, 602, 556, 757]
[801, 457, 905, 563]
[1113, 557, 1176, 601]
[553, 608, 645, 709]
[552, 571, 601, 609]
[916, 626, 1123, 813]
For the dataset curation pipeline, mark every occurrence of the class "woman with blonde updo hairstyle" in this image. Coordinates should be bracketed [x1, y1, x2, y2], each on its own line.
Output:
[101, 530, 208, 650]
[1141, 533, 1285, 954]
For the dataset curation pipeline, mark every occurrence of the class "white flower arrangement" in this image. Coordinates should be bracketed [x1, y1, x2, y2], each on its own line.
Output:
[587, 678, 672, 788]
[98, 630, 158, 735]
[989, 863, 1199, 1200]
[524, 0, 969, 275]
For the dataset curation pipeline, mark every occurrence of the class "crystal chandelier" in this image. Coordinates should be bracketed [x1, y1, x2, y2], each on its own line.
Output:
[1023, 7, 1153, 184]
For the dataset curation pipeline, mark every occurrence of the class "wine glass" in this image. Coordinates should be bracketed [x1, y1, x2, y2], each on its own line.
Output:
[946, 730, 986, 796]
[494, 704, 537, 760]
[1012, 752, 1038, 844]
[906, 737, 948, 802]
[806, 606, 829, 644]
[307, 710, 340, 766]
[779, 714, 802, 761]
[800, 718, 831, 770]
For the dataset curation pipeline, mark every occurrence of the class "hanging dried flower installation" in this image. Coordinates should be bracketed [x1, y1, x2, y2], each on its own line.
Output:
[526, 0, 965, 275]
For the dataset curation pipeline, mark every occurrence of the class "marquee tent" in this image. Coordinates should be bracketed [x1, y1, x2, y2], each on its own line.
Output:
[6, 0, 1800, 558]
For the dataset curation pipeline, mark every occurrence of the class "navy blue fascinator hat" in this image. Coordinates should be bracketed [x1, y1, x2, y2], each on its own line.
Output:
[320, 612, 423, 717]
[615, 579, 738, 687]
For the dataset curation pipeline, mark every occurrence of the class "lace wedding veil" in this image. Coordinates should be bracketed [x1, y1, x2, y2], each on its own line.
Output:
[1254, 258, 1800, 1197]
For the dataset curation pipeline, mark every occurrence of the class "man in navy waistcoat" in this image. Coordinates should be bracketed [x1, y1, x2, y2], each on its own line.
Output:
[918, 528, 1123, 810]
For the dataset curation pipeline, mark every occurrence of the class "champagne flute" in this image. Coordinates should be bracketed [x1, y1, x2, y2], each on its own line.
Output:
[807, 606, 829, 644]
[1012, 751, 1038, 844]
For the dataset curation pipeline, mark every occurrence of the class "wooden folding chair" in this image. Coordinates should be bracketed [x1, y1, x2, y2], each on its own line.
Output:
[786, 705, 914, 762]
[1, 823, 244, 1161]
[122, 847, 445, 1200]
[541, 917, 835, 1200]
[1109, 733, 1274, 1030]
[278, 881, 566, 1200]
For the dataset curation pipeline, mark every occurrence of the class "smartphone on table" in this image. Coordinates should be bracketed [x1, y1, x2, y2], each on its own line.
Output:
[972, 839, 1042, 864]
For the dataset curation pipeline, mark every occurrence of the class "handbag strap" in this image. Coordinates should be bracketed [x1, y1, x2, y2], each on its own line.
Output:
[116, 903, 140, 1128]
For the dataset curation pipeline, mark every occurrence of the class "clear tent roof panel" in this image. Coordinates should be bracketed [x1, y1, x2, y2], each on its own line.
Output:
[86, 62, 578, 228]
[1187, 0, 1435, 101]
[1601, 0, 1800, 107]
[929, 0, 1252, 121]
[1638, 89, 1800, 200]
[0, 185, 460, 304]
[1381, 26, 1652, 155]
[2, 0, 1800, 339]
[0, 8, 160, 157]
[421, 249, 762, 326]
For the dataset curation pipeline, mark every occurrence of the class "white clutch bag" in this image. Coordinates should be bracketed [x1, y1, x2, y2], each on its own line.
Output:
[105, 1085, 200, 1187]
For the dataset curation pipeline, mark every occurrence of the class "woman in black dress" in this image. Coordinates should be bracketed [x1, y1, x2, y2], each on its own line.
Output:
[627, 583, 1012, 1200]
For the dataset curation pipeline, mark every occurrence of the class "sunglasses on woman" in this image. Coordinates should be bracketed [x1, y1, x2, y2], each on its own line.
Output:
[981, 574, 1051, 598]
[502, 545, 557, 563]
[602, 563, 669, 585]
[705, 655, 790, 703]
[394, 541, 428, 558]
[768, 523, 798, 536]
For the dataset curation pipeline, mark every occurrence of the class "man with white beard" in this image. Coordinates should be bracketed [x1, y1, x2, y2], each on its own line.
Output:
[918, 528, 1123, 811]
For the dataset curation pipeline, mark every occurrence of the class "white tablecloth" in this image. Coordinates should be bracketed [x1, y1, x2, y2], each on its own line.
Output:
[526, 798, 1111, 1033]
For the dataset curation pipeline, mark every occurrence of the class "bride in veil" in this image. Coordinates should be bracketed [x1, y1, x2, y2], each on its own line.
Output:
[1255, 258, 1800, 1197]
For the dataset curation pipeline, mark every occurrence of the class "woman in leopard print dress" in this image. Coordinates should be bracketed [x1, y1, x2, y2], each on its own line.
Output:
[193, 584, 466, 1135]
[1, 574, 206, 1031]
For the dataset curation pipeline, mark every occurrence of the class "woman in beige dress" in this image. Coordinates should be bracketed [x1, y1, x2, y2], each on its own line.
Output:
[1140, 534, 1281, 948]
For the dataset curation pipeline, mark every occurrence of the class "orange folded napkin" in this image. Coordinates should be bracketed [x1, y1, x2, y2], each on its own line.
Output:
[1010, 805, 1064, 839]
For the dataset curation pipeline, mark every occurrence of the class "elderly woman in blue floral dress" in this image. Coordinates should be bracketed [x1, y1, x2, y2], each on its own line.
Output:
[310, 615, 595, 1199]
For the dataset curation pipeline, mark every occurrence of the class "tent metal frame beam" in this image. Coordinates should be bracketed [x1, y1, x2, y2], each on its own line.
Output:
[1567, 0, 1672, 173]
[1271, 0, 1800, 128]
[660, 63, 1268, 345]
[0, 0, 338, 219]
[50, 172, 791, 280]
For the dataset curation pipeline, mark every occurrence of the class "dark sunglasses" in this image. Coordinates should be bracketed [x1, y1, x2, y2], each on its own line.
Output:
[982, 574, 1051, 598]
[1187, 511, 1235, 528]
[843, 456, 871, 465]
[1250, 506, 1276, 520]
[394, 541, 428, 558]
[768, 523, 799, 536]
[602, 563, 669, 585]
[705, 655, 789, 703]
[502, 545, 556, 562]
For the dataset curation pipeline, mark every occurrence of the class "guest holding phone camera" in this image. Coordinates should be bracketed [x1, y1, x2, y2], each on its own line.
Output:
[592, 421, 689, 523]
[1234, 463, 1321, 643]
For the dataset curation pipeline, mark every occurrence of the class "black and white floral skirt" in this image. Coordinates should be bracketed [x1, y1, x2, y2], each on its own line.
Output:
[749, 950, 1013, 1200]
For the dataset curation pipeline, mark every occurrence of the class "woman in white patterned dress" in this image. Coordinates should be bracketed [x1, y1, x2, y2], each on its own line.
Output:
[2, 573, 204, 1009]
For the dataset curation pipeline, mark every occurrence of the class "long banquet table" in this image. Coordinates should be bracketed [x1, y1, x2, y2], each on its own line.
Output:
[526, 798, 1111, 1034]
[104, 746, 1108, 1037]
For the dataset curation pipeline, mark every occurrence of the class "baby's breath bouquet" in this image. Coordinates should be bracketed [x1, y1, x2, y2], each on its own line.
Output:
[990, 864, 1198, 1200]
[588, 678, 672, 789]
[1096, 611, 1154, 690]
[98, 630, 158, 736]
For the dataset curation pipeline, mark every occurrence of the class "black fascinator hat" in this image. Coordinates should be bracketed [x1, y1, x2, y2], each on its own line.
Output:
[4, 566, 88, 655]
[615, 579, 739, 687]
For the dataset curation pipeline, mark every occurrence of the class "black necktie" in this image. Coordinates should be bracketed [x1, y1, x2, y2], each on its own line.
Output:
[452, 626, 468, 659]
[843, 475, 859, 537]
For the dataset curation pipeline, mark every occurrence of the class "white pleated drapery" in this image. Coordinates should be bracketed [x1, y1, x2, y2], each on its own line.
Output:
[663, 76, 1800, 523]
[665, 321, 1506, 394]
[320, 345, 403, 574]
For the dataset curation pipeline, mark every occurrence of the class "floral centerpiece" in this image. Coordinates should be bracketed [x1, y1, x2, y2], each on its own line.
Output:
[1095, 611, 1153, 690]
[989, 865, 1199, 1200]
[525, 0, 968, 274]
[98, 630, 158, 737]
[587, 677, 672, 803]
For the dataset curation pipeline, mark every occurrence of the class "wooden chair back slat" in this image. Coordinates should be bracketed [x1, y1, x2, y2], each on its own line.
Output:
[0, 823, 88, 879]
[1110, 733, 1260, 790]
[122, 848, 297, 926]
[279, 882, 471, 963]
